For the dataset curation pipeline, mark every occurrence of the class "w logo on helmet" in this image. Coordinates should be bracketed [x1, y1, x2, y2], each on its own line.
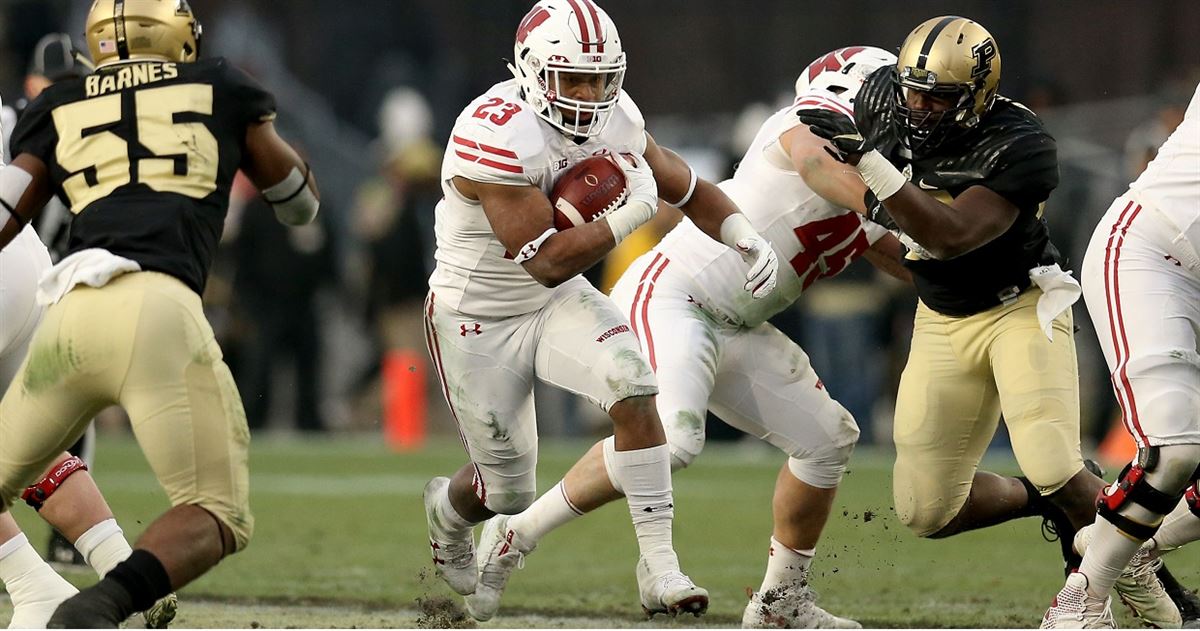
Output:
[971, 38, 997, 80]
[516, 6, 552, 44]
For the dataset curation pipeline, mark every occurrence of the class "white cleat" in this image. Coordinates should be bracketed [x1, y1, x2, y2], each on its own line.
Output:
[423, 477, 477, 595]
[1041, 573, 1116, 629]
[742, 577, 861, 629]
[465, 515, 531, 622]
[141, 592, 179, 629]
[1074, 524, 1181, 628]
[635, 557, 708, 618]
[7, 576, 77, 629]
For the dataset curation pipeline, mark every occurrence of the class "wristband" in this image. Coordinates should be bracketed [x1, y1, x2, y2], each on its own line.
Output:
[512, 227, 557, 264]
[605, 200, 654, 244]
[666, 166, 698, 208]
[856, 150, 906, 200]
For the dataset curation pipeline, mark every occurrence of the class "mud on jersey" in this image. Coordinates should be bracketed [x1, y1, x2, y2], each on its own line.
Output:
[656, 90, 887, 328]
[429, 79, 647, 317]
[854, 67, 1062, 316]
[10, 58, 275, 295]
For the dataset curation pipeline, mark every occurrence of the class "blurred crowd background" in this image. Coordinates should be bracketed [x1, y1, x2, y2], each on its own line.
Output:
[0, 0, 1196, 464]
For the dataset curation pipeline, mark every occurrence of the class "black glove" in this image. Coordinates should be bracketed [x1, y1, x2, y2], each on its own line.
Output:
[863, 190, 898, 230]
[796, 108, 873, 165]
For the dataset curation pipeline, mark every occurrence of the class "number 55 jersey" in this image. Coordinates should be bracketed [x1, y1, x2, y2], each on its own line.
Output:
[653, 90, 888, 329]
[10, 58, 275, 295]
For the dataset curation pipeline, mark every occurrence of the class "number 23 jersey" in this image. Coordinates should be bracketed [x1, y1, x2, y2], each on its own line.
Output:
[429, 79, 647, 317]
[10, 58, 276, 295]
[655, 91, 888, 328]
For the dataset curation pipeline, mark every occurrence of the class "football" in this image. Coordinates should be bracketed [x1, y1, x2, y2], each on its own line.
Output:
[549, 155, 629, 231]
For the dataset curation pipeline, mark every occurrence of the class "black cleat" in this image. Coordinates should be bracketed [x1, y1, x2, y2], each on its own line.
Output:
[1157, 564, 1200, 628]
[47, 582, 130, 629]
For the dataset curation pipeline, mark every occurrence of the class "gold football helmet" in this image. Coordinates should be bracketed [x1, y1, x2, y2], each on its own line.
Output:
[85, 0, 202, 67]
[891, 16, 1001, 153]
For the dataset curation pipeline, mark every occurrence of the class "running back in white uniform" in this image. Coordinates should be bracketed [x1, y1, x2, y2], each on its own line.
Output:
[426, 80, 657, 512]
[430, 79, 646, 318]
[610, 89, 888, 484]
[1081, 82, 1200, 447]
[0, 95, 54, 386]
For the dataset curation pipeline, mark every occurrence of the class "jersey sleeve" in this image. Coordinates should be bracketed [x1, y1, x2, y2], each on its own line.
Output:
[219, 59, 277, 126]
[9, 92, 59, 166]
[446, 103, 543, 187]
[978, 131, 1059, 211]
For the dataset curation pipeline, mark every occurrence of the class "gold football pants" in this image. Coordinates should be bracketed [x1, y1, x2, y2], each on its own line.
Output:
[0, 272, 253, 550]
[892, 287, 1084, 537]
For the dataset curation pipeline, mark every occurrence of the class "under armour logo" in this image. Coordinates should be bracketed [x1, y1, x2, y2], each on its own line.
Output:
[815, 379, 825, 390]
[460, 323, 482, 336]
[1165, 255, 1182, 267]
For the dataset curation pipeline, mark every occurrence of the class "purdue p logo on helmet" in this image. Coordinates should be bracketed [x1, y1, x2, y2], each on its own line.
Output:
[85, 0, 203, 68]
[890, 16, 1002, 153]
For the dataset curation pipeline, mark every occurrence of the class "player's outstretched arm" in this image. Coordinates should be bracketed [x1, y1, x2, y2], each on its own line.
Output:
[241, 121, 320, 226]
[644, 133, 778, 299]
[785, 124, 869, 215]
[0, 154, 53, 250]
[457, 176, 638, 288]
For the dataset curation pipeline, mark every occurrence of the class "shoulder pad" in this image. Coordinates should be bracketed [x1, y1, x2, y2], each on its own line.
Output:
[598, 90, 647, 154]
[448, 83, 546, 185]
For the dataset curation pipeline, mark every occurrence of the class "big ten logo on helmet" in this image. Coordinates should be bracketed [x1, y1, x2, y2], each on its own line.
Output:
[582, 55, 603, 63]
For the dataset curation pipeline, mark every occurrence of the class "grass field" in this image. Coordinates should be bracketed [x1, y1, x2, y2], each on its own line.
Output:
[3, 433, 1197, 628]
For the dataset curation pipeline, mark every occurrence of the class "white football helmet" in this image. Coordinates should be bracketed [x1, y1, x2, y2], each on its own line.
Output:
[794, 46, 897, 106]
[509, 0, 625, 137]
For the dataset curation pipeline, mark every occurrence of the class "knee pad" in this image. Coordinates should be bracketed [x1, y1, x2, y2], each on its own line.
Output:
[1096, 445, 1199, 539]
[786, 442, 855, 490]
[21, 455, 88, 510]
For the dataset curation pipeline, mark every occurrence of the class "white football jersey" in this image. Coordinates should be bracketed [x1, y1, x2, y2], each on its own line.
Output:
[1128, 82, 1200, 239]
[655, 90, 887, 327]
[429, 80, 647, 316]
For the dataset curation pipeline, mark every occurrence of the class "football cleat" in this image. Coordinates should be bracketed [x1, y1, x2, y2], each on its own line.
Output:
[423, 477, 478, 595]
[7, 574, 78, 629]
[1041, 573, 1116, 629]
[635, 557, 708, 618]
[142, 592, 179, 629]
[1157, 566, 1200, 628]
[1074, 524, 1181, 628]
[464, 515, 531, 622]
[742, 578, 861, 629]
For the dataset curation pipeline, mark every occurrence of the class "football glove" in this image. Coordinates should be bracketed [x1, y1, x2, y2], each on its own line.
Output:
[795, 108, 873, 165]
[736, 234, 779, 299]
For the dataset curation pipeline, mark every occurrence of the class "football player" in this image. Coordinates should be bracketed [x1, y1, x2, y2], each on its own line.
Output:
[464, 46, 910, 628]
[1042, 81, 1200, 629]
[422, 0, 779, 617]
[0, 0, 319, 625]
[797, 16, 1181, 627]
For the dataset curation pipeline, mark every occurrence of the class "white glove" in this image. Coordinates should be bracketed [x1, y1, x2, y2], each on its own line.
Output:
[614, 152, 658, 209]
[719, 214, 779, 299]
[605, 153, 658, 244]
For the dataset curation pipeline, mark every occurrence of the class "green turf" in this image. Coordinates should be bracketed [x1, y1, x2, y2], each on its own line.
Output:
[6, 434, 1198, 628]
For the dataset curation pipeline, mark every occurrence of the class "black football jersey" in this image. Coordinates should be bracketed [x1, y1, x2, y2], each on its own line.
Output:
[10, 58, 276, 294]
[854, 67, 1062, 316]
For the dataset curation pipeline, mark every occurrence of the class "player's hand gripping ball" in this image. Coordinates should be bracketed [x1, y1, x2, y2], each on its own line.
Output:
[549, 155, 630, 231]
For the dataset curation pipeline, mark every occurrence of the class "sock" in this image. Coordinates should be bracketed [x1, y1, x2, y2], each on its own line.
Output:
[611, 444, 677, 569]
[0, 532, 78, 617]
[434, 485, 475, 537]
[507, 481, 581, 549]
[1015, 476, 1049, 518]
[104, 549, 173, 614]
[74, 518, 133, 577]
[1151, 499, 1200, 553]
[758, 537, 815, 593]
[1078, 517, 1144, 598]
